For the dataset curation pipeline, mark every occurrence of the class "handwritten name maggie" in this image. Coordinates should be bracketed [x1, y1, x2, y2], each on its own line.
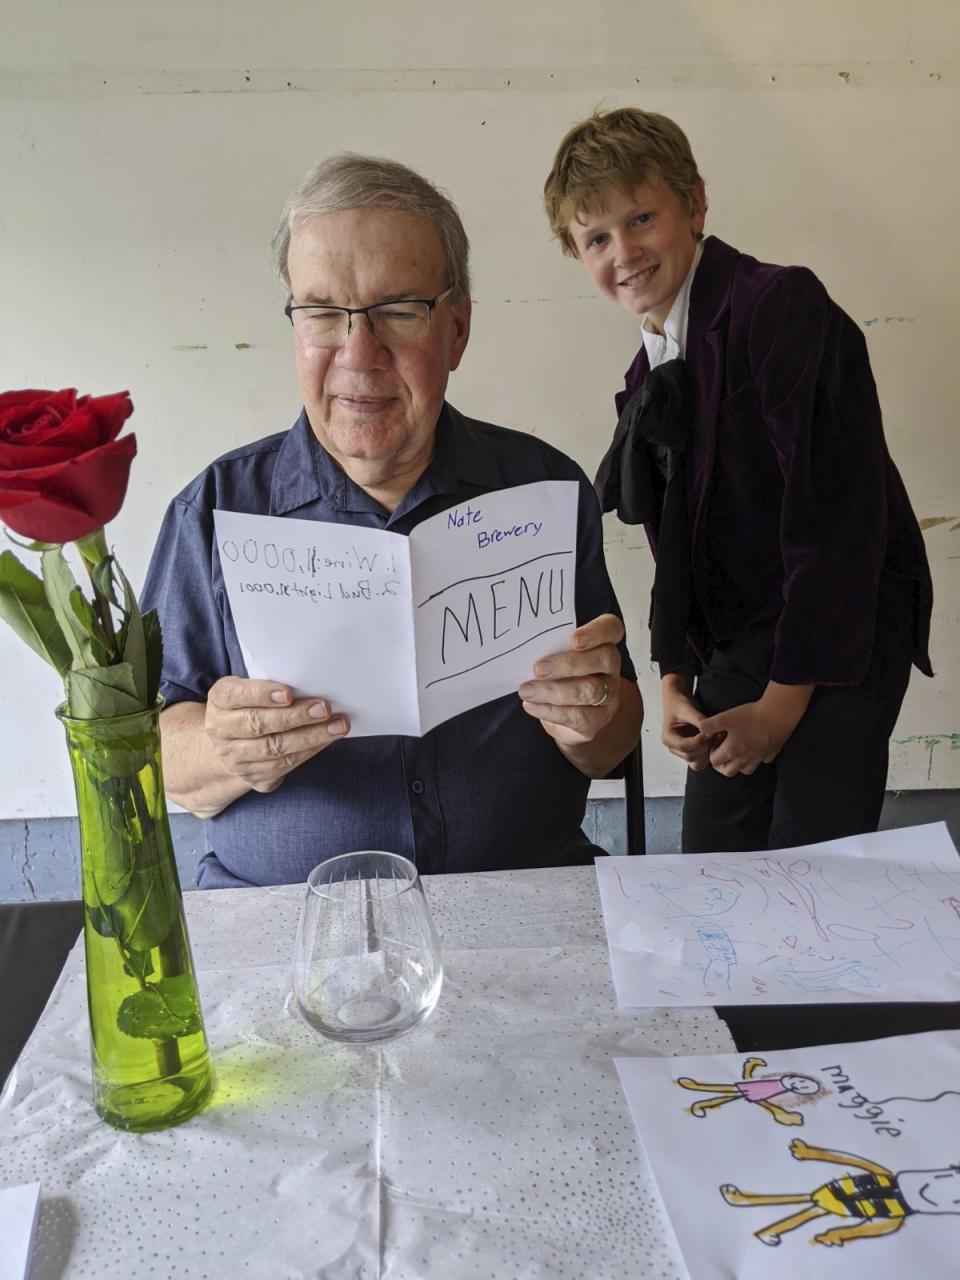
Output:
[821, 1063, 902, 1137]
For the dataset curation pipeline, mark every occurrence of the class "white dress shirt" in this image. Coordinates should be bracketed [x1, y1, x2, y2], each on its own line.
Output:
[641, 241, 704, 369]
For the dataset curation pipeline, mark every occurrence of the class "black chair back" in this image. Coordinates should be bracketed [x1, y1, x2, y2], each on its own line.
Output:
[624, 743, 647, 855]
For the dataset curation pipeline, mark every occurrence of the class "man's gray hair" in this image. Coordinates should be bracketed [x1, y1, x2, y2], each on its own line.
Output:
[272, 153, 471, 304]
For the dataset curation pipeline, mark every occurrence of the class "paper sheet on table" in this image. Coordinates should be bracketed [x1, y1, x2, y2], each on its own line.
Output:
[0, 1181, 40, 1280]
[616, 1028, 960, 1280]
[213, 480, 578, 736]
[596, 822, 960, 1007]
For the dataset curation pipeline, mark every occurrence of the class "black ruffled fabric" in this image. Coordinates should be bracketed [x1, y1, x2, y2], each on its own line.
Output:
[594, 358, 695, 669]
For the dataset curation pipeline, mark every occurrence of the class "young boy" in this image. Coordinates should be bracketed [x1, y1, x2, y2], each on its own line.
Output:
[544, 107, 933, 852]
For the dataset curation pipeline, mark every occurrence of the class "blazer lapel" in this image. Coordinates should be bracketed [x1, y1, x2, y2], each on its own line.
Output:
[685, 237, 739, 555]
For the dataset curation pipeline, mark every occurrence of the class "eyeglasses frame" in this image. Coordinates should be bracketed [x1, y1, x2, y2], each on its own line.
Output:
[284, 286, 456, 343]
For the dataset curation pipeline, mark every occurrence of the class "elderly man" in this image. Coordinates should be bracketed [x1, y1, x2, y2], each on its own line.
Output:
[142, 154, 643, 888]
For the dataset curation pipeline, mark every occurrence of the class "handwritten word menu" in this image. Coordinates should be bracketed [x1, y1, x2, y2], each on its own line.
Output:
[213, 480, 578, 736]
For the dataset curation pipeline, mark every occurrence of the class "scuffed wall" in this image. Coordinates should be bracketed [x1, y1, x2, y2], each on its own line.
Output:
[1, 1, 957, 815]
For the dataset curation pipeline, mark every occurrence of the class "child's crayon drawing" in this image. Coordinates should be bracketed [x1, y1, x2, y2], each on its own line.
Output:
[721, 1139, 960, 1248]
[676, 1055, 825, 1125]
[596, 823, 960, 1008]
[616, 1029, 960, 1279]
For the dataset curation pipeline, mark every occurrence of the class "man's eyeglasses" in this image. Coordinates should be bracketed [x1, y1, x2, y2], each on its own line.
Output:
[284, 286, 455, 349]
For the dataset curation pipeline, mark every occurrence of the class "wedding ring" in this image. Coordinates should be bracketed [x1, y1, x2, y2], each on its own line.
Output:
[590, 677, 610, 708]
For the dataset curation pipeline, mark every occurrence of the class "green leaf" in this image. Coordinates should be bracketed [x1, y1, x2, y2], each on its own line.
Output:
[73, 528, 108, 570]
[66, 664, 143, 718]
[0, 550, 73, 675]
[122, 947, 155, 983]
[85, 819, 137, 906]
[91, 554, 121, 609]
[114, 561, 148, 705]
[3, 530, 61, 553]
[115, 865, 178, 952]
[82, 771, 180, 950]
[68, 587, 112, 667]
[116, 975, 202, 1040]
[41, 548, 88, 667]
[142, 609, 164, 708]
[84, 898, 120, 939]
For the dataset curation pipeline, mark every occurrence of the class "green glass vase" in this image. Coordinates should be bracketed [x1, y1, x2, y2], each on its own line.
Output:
[57, 702, 214, 1131]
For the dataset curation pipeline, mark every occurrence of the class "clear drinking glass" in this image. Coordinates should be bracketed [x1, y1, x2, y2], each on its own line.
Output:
[292, 852, 443, 1043]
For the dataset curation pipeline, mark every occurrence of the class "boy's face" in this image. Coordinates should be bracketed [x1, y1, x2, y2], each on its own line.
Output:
[568, 178, 706, 332]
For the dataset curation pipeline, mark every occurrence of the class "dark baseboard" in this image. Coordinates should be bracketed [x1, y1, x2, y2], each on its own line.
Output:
[2, 790, 959, 899]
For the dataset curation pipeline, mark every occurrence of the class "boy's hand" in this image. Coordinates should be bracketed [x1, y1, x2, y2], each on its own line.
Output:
[661, 671, 715, 771]
[699, 682, 815, 777]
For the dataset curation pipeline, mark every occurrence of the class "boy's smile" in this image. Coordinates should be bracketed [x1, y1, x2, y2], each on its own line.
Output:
[568, 179, 706, 332]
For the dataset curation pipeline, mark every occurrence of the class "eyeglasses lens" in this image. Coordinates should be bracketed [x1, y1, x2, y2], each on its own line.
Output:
[292, 302, 432, 347]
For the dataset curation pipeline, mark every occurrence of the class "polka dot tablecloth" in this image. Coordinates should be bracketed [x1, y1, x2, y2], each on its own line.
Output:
[0, 865, 735, 1279]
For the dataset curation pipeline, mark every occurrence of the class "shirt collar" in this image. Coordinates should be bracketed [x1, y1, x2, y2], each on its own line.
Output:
[268, 403, 506, 522]
[641, 239, 704, 365]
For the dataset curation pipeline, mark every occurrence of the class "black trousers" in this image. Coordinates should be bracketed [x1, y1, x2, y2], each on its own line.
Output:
[682, 583, 917, 853]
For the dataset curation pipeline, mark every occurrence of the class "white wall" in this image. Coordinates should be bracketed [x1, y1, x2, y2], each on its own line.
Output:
[1, 1, 957, 816]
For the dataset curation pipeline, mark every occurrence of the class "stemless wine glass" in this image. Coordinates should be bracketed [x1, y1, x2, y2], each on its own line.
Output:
[292, 851, 443, 1043]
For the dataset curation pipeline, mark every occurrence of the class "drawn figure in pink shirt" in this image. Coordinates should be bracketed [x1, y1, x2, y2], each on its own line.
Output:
[676, 1056, 824, 1126]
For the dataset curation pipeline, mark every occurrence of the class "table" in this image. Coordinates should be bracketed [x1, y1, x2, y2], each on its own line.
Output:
[3, 868, 959, 1279]
[1, 867, 733, 1279]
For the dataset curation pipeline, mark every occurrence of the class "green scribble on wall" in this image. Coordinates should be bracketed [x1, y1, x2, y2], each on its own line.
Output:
[893, 733, 960, 782]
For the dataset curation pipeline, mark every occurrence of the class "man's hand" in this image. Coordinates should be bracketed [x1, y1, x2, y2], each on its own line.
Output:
[517, 613, 643, 777]
[699, 681, 814, 777]
[204, 676, 349, 793]
[518, 614, 624, 745]
[160, 677, 350, 819]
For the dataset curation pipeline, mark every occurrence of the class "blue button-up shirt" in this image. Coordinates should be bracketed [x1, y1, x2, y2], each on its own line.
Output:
[141, 404, 635, 887]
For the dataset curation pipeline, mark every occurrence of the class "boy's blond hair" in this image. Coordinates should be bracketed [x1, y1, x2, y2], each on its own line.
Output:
[544, 108, 704, 257]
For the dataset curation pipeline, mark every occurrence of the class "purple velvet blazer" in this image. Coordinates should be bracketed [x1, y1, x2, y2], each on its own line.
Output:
[616, 236, 933, 686]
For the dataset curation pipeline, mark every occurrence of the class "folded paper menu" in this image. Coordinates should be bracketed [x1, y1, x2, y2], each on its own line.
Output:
[214, 480, 579, 737]
[0, 1181, 40, 1280]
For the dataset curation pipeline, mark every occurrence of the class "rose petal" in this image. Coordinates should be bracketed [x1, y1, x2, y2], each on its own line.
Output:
[83, 391, 134, 438]
[0, 389, 133, 471]
[0, 388, 74, 413]
[0, 434, 138, 542]
[0, 389, 78, 438]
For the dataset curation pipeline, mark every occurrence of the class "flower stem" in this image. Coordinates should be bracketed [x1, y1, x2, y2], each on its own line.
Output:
[91, 581, 119, 659]
[112, 929, 185, 1078]
[75, 528, 119, 659]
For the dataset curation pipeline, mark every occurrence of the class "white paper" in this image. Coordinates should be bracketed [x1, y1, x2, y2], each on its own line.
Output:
[616, 1029, 960, 1280]
[596, 822, 960, 1008]
[0, 1181, 40, 1280]
[213, 480, 578, 736]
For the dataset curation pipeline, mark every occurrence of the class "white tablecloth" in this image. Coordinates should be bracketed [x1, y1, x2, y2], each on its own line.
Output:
[0, 865, 735, 1279]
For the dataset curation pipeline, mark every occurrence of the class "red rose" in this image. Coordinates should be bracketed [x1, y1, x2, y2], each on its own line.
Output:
[0, 388, 137, 543]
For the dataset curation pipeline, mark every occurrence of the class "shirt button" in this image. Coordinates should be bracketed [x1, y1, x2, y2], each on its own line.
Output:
[410, 779, 425, 795]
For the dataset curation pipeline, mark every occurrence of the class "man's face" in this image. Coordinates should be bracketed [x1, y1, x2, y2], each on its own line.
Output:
[568, 179, 705, 332]
[286, 208, 470, 499]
